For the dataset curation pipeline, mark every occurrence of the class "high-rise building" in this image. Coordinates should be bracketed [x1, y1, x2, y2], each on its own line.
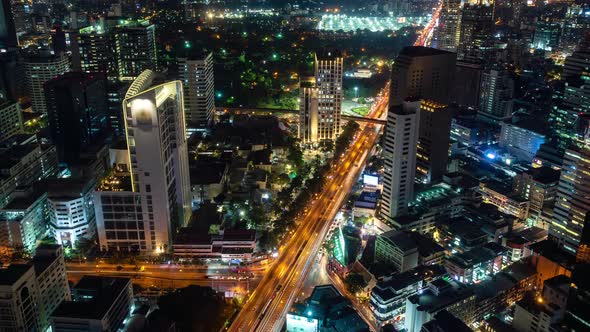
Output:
[550, 146, 590, 255]
[381, 100, 420, 221]
[458, 3, 495, 62]
[44, 72, 108, 165]
[0, 189, 47, 253]
[76, 25, 110, 75]
[0, 0, 18, 50]
[33, 244, 71, 331]
[23, 52, 70, 114]
[0, 49, 24, 102]
[112, 20, 157, 81]
[178, 52, 215, 129]
[95, 70, 191, 253]
[0, 135, 58, 209]
[107, 81, 130, 137]
[433, 0, 462, 52]
[389, 46, 456, 106]
[314, 50, 343, 141]
[298, 76, 319, 144]
[563, 39, 590, 79]
[478, 69, 514, 123]
[50, 276, 133, 332]
[0, 264, 42, 331]
[0, 99, 23, 141]
[416, 100, 453, 184]
[532, 20, 561, 51]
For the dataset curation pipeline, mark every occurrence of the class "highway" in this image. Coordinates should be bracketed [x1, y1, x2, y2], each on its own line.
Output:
[227, 84, 389, 332]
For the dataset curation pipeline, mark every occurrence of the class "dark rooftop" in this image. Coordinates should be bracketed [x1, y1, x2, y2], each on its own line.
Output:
[0, 264, 33, 286]
[51, 276, 131, 320]
[399, 46, 454, 57]
[189, 162, 227, 185]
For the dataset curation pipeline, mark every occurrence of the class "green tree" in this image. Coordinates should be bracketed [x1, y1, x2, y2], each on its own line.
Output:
[344, 272, 368, 294]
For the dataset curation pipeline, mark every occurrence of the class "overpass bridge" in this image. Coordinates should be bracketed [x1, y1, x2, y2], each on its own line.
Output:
[215, 106, 386, 124]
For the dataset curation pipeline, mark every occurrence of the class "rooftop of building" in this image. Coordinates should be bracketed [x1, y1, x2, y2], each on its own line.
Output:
[484, 316, 516, 332]
[36, 177, 94, 199]
[407, 279, 473, 314]
[0, 264, 33, 286]
[290, 284, 369, 331]
[315, 49, 343, 60]
[399, 46, 454, 57]
[421, 310, 473, 332]
[0, 135, 41, 172]
[32, 244, 62, 276]
[446, 242, 507, 269]
[97, 174, 133, 192]
[440, 217, 488, 242]
[503, 116, 548, 136]
[174, 228, 256, 245]
[372, 265, 447, 301]
[51, 276, 131, 320]
[527, 240, 577, 268]
[522, 166, 561, 185]
[379, 230, 418, 252]
[0, 189, 46, 212]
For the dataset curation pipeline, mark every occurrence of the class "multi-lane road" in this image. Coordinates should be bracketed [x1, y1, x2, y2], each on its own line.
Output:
[227, 85, 389, 332]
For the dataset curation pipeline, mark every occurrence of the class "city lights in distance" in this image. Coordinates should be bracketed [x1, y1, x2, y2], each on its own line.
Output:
[317, 14, 429, 32]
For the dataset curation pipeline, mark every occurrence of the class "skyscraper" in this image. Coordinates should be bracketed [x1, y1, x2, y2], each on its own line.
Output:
[76, 25, 110, 75]
[458, 3, 495, 62]
[550, 146, 590, 256]
[23, 52, 70, 114]
[112, 20, 157, 81]
[416, 100, 453, 184]
[433, 0, 462, 52]
[95, 70, 191, 253]
[381, 100, 420, 221]
[0, 0, 18, 50]
[478, 68, 514, 123]
[44, 72, 108, 165]
[298, 76, 319, 144]
[389, 47, 456, 106]
[314, 50, 343, 141]
[178, 52, 215, 129]
[0, 99, 23, 141]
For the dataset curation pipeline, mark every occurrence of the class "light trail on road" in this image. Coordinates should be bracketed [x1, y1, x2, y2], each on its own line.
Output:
[227, 83, 390, 332]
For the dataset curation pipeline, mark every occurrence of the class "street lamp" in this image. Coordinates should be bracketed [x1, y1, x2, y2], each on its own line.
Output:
[354, 86, 359, 98]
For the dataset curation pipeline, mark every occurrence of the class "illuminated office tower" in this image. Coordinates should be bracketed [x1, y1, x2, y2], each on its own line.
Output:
[177, 52, 215, 129]
[457, 3, 494, 62]
[433, 0, 462, 52]
[112, 20, 157, 81]
[298, 76, 319, 144]
[389, 47, 456, 106]
[532, 20, 561, 51]
[416, 100, 452, 184]
[314, 50, 343, 141]
[381, 100, 420, 221]
[478, 68, 514, 123]
[77, 25, 110, 75]
[549, 146, 590, 256]
[23, 53, 70, 114]
[95, 70, 191, 253]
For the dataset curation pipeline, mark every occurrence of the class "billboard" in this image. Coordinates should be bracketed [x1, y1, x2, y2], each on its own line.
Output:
[363, 174, 379, 186]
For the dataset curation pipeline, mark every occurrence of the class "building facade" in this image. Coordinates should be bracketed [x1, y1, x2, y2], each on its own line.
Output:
[178, 52, 215, 128]
[416, 100, 452, 184]
[0, 99, 23, 141]
[23, 53, 70, 114]
[314, 50, 343, 141]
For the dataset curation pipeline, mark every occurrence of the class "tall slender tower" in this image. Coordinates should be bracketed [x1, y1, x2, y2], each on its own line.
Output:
[314, 50, 343, 141]
[112, 20, 157, 81]
[550, 146, 590, 256]
[381, 100, 420, 221]
[101, 70, 192, 252]
[298, 76, 319, 144]
[433, 0, 462, 52]
[178, 52, 215, 130]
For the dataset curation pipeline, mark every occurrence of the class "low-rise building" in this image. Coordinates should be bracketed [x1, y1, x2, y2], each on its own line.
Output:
[437, 217, 489, 253]
[353, 191, 379, 219]
[0, 189, 47, 253]
[40, 177, 97, 249]
[173, 229, 256, 261]
[190, 162, 228, 206]
[479, 181, 529, 221]
[287, 284, 369, 332]
[50, 276, 133, 332]
[375, 231, 446, 272]
[370, 265, 447, 322]
[445, 242, 509, 284]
